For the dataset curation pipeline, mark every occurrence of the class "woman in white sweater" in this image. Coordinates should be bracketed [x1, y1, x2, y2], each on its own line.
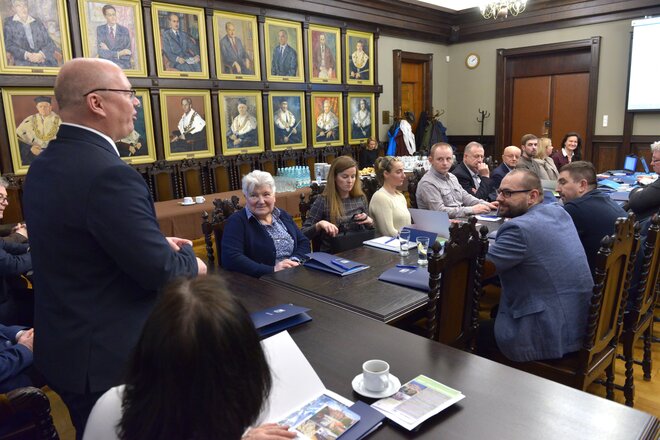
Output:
[369, 156, 412, 236]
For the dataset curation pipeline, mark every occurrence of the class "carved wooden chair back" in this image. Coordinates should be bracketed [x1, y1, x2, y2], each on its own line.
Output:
[201, 196, 242, 270]
[616, 212, 660, 406]
[0, 387, 59, 440]
[208, 156, 237, 193]
[179, 158, 209, 197]
[407, 167, 426, 209]
[299, 182, 325, 251]
[361, 175, 380, 203]
[148, 160, 183, 201]
[426, 217, 489, 350]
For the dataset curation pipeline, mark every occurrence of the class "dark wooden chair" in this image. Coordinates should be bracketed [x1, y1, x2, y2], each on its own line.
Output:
[407, 167, 426, 209]
[299, 182, 325, 251]
[616, 212, 660, 406]
[179, 158, 210, 196]
[201, 196, 242, 270]
[147, 160, 183, 201]
[427, 217, 489, 351]
[504, 214, 639, 400]
[0, 387, 58, 440]
[361, 175, 380, 203]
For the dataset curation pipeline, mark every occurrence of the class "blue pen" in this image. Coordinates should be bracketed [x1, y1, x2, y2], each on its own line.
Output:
[396, 265, 418, 269]
[331, 259, 351, 271]
[384, 236, 398, 244]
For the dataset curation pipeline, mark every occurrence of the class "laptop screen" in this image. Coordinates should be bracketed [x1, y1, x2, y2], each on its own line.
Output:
[640, 156, 650, 174]
[623, 155, 638, 172]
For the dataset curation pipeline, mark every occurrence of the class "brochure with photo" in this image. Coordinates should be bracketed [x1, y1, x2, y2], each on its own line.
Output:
[279, 394, 360, 439]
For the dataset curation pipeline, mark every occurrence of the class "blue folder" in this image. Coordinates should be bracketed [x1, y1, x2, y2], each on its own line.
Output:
[342, 401, 386, 440]
[378, 266, 430, 292]
[250, 303, 311, 338]
[400, 227, 438, 245]
[304, 252, 370, 276]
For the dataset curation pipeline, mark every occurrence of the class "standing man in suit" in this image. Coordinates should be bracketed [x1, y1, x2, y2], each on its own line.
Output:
[219, 21, 253, 75]
[452, 141, 495, 201]
[271, 29, 297, 77]
[161, 12, 201, 72]
[96, 4, 132, 69]
[23, 58, 206, 438]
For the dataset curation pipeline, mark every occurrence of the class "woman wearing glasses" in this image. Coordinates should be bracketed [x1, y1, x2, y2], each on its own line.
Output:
[222, 170, 310, 278]
[369, 156, 411, 237]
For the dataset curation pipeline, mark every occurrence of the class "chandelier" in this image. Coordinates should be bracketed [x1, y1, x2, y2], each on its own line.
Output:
[480, 1, 527, 20]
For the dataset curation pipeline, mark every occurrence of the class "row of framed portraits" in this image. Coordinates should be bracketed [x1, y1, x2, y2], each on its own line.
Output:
[0, 0, 375, 84]
[1, 88, 376, 175]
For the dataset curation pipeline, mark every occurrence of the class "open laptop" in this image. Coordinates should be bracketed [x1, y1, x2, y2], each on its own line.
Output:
[640, 156, 651, 174]
[408, 208, 450, 239]
[607, 154, 638, 176]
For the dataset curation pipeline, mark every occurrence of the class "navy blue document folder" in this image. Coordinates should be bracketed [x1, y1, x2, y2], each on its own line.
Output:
[304, 252, 369, 276]
[342, 401, 386, 440]
[378, 266, 430, 292]
[250, 303, 312, 338]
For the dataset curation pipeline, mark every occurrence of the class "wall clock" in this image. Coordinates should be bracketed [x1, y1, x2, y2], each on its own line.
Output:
[465, 53, 480, 69]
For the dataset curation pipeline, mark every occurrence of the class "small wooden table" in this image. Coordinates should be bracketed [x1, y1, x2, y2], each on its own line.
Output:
[262, 246, 428, 324]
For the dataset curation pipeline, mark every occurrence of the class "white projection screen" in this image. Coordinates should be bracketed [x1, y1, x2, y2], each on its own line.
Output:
[627, 17, 660, 111]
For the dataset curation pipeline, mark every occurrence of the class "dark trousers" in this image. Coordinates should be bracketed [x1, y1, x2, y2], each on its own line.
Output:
[51, 384, 105, 440]
[476, 319, 500, 359]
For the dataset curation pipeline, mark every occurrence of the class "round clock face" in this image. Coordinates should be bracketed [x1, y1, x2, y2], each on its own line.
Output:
[466, 53, 479, 69]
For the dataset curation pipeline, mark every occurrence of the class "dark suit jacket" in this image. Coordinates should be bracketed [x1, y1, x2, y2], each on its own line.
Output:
[23, 124, 199, 394]
[271, 44, 297, 76]
[219, 35, 252, 74]
[452, 161, 495, 201]
[0, 240, 31, 326]
[0, 324, 31, 393]
[626, 178, 660, 221]
[491, 163, 511, 189]
[96, 23, 132, 69]
[160, 29, 201, 72]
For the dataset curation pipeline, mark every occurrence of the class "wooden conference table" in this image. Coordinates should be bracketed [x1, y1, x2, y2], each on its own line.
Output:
[262, 245, 428, 324]
[223, 269, 660, 440]
[154, 187, 310, 240]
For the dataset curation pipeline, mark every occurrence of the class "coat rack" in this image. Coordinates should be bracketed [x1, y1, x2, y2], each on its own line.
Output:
[477, 108, 490, 143]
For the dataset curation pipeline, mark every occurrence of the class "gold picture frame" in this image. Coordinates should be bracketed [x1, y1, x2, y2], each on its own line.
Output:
[268, 91, 306, 151]
[347, 93, 375, 144]
[160, 89, 214, 160]
[218, 90, 265, 156]
[118, 89, 156, 164]
[345, 30, 373, 85]
[213, 10, 260, 81]
[0, 0, 72, 75]
[307, 24, 340, 84]
[77, 0, 147, 77]
[264, 17, 303, 83]
[1, 87, 61, 174]
[151, 2, 208, 79]
[311, 92, 343, 148]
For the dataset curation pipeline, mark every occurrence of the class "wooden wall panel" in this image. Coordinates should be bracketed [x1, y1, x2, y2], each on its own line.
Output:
[511, 76, 551, 146]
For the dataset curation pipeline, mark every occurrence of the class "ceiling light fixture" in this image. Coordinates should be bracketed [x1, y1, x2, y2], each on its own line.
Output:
[480, 1, 527, 20]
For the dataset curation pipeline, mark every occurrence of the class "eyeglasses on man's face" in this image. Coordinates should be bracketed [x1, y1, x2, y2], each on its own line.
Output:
[0, 194, 8, 204]
[82, 88, 137, 100]
[496, 188, 532, 198]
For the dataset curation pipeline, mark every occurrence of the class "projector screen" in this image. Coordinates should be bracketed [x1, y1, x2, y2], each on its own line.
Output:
[627, 17, 660, 111]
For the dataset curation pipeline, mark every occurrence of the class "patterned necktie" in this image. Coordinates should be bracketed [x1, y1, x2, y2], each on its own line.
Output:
[110, 26, 115, 42]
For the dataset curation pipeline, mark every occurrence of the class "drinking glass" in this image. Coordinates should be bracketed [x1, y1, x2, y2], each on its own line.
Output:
[416, 236, 430, 266]
[399, 230, 411, 257]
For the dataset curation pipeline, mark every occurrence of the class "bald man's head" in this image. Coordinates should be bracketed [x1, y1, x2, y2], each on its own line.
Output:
[502, 145, 521, 168]
[55, 58, 120, 111]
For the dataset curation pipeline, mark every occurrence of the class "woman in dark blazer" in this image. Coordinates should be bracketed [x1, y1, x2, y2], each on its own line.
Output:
[222, 170, 310, 277]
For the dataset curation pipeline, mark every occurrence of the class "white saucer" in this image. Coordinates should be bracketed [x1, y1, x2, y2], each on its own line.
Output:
[179, 201, 196, 206]
[351, 373, 401, 399]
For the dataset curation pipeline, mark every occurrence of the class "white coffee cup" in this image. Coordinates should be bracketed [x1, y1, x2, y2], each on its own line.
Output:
[362, 359, 390, 392]
[183, 196, 193, 204]
[195, 196, 206, 204]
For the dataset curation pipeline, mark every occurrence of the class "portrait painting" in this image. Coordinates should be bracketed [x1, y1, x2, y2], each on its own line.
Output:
[268, 91, 306, 151]
[213, 10, 260, 81]
[77, 0, 147, 77]
[345, 30, 373, 85]
[1, 88, 60, 174]
[348, 93, 375, 144]
[151, 2, 208, 79]
[160, 89, 214, 160]
[117, 89, 155, 164]
[264, 17, 303, 83]
[307, 24, 339, 84]
[0, 0, 71, 75]
[218, 90, 264, 156]
[311, 92, 343, 148]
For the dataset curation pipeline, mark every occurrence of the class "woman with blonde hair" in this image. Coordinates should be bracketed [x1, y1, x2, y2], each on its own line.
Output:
[302, 156, 374, 251]
[369, 156, 411, 237]
[536, 137, 559, 180]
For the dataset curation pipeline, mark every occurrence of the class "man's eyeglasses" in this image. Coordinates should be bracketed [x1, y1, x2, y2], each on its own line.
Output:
[496, 188, 533, 198]
[83, 88, 137, 99]
[0, 195, 8, 204]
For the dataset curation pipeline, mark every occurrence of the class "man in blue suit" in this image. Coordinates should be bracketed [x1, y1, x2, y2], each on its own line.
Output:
[483, 169, 593, 362]
[23, 58, 206, 438]
[489, 146, 520, 200]
[452, 141, 496, 201]
[219, 21, 253, 75]
[0, 324, 32, 393]
[96, 4, 132, 69]
[160, 12, 201, 72]
[271, 29, 297, 77]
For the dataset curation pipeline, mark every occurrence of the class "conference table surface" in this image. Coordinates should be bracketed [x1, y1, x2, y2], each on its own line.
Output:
[221, 269, 660, 440]
[262, 245, 429, 324]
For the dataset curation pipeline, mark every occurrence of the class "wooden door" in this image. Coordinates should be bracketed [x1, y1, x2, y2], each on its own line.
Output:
[510, 73, 588, 150]
[401, 61, 424, 133]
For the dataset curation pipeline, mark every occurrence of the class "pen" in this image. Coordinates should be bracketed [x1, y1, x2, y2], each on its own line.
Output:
[384, 236, 398, 244]
[331, 259, 351, 271]
[396, 265, 418, 269]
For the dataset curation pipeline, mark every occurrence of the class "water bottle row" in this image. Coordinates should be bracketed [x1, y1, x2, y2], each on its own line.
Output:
[275, 166, 312, 191]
